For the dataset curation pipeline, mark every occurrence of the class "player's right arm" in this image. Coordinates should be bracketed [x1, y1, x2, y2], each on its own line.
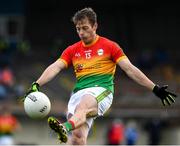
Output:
[20, 45, 72, 102]
[20, 59, 66, 102]
[36, 59, 66, 86]
[36, 45, 73, 86]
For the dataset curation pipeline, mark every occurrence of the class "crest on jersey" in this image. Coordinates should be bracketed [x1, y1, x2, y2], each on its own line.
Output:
[75, 64, 83, 72]
[97, 49, 104, 56]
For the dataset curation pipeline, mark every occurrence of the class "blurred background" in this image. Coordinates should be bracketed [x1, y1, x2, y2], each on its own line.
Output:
[0, 0, 180, 145]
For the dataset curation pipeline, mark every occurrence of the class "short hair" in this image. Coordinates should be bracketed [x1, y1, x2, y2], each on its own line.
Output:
[72, 7, 97, 26]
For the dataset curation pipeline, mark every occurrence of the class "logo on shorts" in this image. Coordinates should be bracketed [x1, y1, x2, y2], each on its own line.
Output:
[97, 49, 104, 56]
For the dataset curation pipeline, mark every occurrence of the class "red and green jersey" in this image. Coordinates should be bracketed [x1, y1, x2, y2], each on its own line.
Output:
[60, 35, 127, 93]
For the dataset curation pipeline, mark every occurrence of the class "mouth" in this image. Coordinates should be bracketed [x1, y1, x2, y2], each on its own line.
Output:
[80, 36, 88, 41]
[80, 35, 86, 39]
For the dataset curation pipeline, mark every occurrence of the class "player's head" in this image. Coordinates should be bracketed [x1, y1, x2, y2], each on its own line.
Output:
[72, 7, 98, 44]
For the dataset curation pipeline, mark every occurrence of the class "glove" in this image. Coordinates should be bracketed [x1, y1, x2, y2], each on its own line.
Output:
[20, 82, 40, 102]
[153, 85, 177, 106]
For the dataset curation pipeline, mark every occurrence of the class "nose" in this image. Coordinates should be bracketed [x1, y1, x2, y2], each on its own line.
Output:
[78, 29, 84, 36]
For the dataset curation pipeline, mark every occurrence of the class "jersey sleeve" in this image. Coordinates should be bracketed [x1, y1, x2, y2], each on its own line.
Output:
[111, 42, 127, 63]
[59, 46, 73, 67]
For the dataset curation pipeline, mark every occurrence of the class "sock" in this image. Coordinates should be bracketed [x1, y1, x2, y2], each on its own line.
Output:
[63, 120, 75, 132]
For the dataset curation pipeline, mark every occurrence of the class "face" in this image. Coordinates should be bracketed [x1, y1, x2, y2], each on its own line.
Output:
[76, 18, 97, 45]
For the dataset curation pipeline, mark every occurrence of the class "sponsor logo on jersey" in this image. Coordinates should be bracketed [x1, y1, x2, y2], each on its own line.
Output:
[97, 49, 104, 56]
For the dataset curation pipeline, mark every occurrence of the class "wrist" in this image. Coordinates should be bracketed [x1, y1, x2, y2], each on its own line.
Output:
[153, 85, 160, 94]
[32, 82, 39, 87]
[32, 82, 40, 91]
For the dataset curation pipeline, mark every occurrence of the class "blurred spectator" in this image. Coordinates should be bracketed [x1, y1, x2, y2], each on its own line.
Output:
[137, 48, 154, 71]
[161, 65, 174, 81]
[17, 39, 31, 57]
[125, 120, 138, 145]
[153, 45, 170, 67]
[50, 37, 64, 59]
[106, 119, 125, 145]
[0, 66, 14, 100]
[0, 37, 10, 67]
[0, 85, 7, 99]
[0, 105, 21, 145]
[145, 118, 165, 145]
[0, 66, 14, 86]
[7, 36, 18, 62]
[0, 64, 24, 101]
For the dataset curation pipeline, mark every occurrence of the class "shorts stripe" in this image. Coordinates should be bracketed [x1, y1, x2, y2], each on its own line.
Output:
[96, 90, 112, 103]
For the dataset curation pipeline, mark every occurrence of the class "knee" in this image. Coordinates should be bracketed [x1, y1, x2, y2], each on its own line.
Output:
[71, 130, 86, 145]
[75, 104, 87, 116]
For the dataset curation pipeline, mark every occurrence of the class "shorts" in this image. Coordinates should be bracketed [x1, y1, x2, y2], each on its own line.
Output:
[67, 87, 113, 128]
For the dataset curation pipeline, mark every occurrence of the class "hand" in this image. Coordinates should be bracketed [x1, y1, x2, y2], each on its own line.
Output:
[19, 82, 40, 102]
[153, 85, 177, 106]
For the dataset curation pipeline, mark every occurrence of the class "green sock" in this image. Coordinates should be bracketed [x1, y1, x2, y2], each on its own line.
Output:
[63, 121, 74, 132]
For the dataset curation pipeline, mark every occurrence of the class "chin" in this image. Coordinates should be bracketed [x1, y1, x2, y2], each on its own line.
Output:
[81, 39, 88, 44]
[84, 39, 93, 44]
[83, 40, 90, 44]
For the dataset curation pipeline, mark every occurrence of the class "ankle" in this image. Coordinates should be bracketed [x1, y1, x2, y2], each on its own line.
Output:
[63, 120, 75, 132]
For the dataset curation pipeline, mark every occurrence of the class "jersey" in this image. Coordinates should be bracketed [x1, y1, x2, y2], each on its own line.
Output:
[60, 35, 127, 93]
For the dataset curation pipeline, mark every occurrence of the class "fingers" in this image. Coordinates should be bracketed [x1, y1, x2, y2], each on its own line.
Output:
[164, 98, 171, 106]
[162, 95, 176, 106]
[162, 98, 170, 106]
[163, 86, 177, 97]
[161, 99, 166, 106]
[157, 85, 177, 106]
[168, 95, 175, 103]
[168, 92, 177, 97]
[162, 85, 168, 90]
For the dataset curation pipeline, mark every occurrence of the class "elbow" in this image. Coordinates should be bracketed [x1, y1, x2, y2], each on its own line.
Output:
[123, 65, 136, 77]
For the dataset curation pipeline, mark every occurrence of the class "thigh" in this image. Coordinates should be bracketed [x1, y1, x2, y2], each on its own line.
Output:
[67, 87, 112, 128]
[67, 87, 108, 116]
[75, 94, 98, 118]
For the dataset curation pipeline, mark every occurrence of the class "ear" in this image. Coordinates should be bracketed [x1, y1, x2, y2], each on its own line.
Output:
[93, 23, 98, 31]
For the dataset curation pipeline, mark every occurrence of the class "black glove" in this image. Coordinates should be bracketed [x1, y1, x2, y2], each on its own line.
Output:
[153, 85, 177, 106]
[20, 82, 40, 102]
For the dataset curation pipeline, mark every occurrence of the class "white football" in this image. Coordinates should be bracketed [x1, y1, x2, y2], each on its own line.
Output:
[24, 91, 51, 119]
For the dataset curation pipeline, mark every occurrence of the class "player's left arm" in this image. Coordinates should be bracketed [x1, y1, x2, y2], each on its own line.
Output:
[118, 57, 155, 90]
[117, 57, 177, 106]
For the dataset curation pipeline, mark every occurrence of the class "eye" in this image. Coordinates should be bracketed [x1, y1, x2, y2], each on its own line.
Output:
[83, 26, 89, 30]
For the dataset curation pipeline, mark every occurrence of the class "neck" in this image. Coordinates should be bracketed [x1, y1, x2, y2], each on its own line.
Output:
[82, 34, 99, 47]
[84, 34, 97, 45]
